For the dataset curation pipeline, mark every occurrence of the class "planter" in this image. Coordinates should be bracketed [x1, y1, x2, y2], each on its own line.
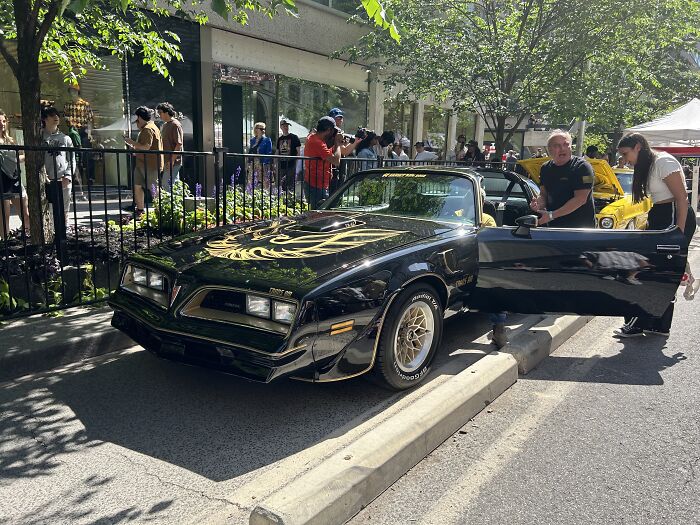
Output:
[184, 196, 217, 213]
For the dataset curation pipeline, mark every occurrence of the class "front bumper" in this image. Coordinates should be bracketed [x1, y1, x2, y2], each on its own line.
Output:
[111, 306, 315, 383]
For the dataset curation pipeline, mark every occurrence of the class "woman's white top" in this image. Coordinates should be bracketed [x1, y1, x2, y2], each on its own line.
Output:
[648, 151, 686, 203]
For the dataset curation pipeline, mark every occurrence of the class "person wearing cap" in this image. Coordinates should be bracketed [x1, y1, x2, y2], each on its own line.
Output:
[124, 106, 163, 216]
[276, 118, 301, 191]
[328, 107, 344, 129]
[413, 141, 437, 162]
[304, 116, 343, 209]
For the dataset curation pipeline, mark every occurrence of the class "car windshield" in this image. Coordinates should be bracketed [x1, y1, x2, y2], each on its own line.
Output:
[480, 173, 527, 198]
[615, 172, 633, 194]
[324, 171, 477, 225]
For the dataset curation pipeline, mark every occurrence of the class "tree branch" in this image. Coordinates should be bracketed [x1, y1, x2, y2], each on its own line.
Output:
[0, 37, 19, 76]
[34, 0, 63, 57]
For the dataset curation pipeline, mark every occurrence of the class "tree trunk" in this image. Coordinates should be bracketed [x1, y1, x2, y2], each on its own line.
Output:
[493, 116, 507, 159]
[16, 55, 54, 245]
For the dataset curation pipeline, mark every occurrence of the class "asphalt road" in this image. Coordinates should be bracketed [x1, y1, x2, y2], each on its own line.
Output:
[0, 307, 498, 525]
[350, 247, 700, 525]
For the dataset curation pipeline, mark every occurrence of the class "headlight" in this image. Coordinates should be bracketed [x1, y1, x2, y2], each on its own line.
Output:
[132, 266, 147, 285]
[147, 272, 165, 291]
[272, 301, 296, 324]
[599, 217, 614, 229]
[121, 264, 170, 307]
[246, 294, 271, 318]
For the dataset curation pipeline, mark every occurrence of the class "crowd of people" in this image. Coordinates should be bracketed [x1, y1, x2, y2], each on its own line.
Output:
[0, 99, 185, 233]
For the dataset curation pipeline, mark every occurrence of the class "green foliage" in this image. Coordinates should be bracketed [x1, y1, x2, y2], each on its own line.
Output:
[358, 179, 386, 206]
[221, 187, 308, 223]
[0, 278, 24, 314]
[73, 264, 111, 303]
[348, 0, 700, 151]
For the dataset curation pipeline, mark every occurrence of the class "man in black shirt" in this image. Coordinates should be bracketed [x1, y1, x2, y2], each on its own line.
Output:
[276, 118, 301, 191]
[530, 130, 595, 228]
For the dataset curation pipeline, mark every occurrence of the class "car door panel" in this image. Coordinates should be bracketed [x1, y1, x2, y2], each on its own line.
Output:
[470, 226, 686, 317]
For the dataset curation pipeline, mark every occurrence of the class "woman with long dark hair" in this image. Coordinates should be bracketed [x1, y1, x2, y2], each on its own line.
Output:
[355, 130, 379, 172]
[614, 132, 696, 337]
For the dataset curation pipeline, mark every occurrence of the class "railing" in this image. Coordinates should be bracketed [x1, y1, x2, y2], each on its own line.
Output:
[0, 144, 512, 319]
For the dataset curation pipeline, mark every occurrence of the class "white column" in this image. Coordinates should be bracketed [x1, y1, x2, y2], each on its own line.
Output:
[198, 25, 216, 191]
[412, 101, 425, 157]
[367, 72, 385, 132]
[474, 112, 486, 145]
[447, 110, 458, 151]
[199, 25, 214, 152]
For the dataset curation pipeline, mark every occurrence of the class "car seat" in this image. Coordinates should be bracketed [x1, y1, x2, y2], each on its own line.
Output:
[438, 195, 475, 222]
[483, 199, 498, 225]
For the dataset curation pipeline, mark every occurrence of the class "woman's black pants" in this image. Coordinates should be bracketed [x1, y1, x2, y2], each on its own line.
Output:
[624, 202, 696, 332]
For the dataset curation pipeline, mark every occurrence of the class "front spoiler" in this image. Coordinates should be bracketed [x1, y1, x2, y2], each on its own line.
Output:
[111, 308, 314, 383]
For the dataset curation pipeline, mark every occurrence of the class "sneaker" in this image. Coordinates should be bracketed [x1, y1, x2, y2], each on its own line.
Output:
[643, 329, 670, 337]
[613, 325, 644, 338]
[625, 276, 643, 285]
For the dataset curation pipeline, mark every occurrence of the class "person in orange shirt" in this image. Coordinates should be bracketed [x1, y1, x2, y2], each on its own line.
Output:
[303, 116, 343, 209]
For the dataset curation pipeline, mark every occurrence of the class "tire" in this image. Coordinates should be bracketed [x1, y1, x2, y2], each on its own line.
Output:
[373, 284, 443, 390]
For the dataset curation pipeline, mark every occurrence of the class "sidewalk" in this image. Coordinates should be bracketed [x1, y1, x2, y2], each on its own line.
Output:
[0, 305, 132, 383]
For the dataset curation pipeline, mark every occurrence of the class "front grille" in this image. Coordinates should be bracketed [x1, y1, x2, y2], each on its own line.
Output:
[179, 287, 294, 335]
[200, 289, 247, 315]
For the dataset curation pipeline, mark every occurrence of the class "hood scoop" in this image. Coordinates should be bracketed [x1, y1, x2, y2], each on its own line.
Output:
[291, 215, 363, 233]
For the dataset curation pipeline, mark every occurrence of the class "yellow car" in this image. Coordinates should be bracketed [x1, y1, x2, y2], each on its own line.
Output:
[517, 157, 651, 229]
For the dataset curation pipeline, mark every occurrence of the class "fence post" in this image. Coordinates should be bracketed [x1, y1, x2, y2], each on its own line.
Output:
[214, 147, 228, 226]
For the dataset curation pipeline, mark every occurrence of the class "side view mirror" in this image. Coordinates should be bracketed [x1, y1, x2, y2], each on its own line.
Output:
[513, 214, 538, 237]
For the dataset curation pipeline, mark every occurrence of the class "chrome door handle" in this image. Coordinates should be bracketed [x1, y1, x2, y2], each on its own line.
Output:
[656, 245, 681, 253]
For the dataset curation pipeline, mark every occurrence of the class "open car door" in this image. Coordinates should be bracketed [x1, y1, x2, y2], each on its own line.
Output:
[469, 219, 687, 317]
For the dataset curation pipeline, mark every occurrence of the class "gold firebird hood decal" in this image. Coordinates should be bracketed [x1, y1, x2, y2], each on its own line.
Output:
[206, 226, 408, 261]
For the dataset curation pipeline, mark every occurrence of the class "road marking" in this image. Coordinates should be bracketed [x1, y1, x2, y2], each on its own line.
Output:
[416, 318, 618, 525]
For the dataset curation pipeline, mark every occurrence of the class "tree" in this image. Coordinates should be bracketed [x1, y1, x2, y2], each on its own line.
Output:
[542, 0, 700, 153]
[347, 0, 699, 156]
[0, 0, 397, 245]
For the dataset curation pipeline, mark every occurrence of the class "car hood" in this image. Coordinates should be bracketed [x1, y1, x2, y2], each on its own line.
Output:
[136, 211, 454, 292]
[517, 157, 624, 196]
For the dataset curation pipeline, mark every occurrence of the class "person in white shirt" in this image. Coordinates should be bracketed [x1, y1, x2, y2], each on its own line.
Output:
[391, 141, 409, 163]
[414, 141, 437, 162]
[613, 132, 695, 338]
[41, 106, 75, 226]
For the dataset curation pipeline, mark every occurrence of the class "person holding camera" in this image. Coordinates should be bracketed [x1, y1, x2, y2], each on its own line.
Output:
[304, 116, 343, 209]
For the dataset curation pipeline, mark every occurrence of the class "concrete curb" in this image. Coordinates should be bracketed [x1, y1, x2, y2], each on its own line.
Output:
[246, 314, 591, 525]
[504, 315, 594, 374]
[249, 352, 518, 525]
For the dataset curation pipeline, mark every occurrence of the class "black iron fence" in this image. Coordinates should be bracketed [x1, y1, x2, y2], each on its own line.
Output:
[0, 143, 512, 319]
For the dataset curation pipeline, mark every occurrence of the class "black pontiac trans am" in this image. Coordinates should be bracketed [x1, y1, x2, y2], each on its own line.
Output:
[109, 167, 688, 390]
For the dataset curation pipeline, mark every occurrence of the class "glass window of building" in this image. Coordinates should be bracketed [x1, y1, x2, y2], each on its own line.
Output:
[422, 105, 449, 159]
[383, 98, 414, 149]
[214, 67, 368, 152]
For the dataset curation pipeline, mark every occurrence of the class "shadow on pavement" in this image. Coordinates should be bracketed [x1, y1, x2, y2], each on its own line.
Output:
[522, 334, 685, 386]
[0, 312, 492, 487]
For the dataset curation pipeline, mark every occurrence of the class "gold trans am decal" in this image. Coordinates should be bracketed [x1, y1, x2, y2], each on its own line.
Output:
[206, 221, 407, 261]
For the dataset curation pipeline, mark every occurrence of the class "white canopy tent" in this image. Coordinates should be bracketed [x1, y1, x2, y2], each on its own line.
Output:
[626, 99, 700, 211]
[624, 98, 700, 146]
